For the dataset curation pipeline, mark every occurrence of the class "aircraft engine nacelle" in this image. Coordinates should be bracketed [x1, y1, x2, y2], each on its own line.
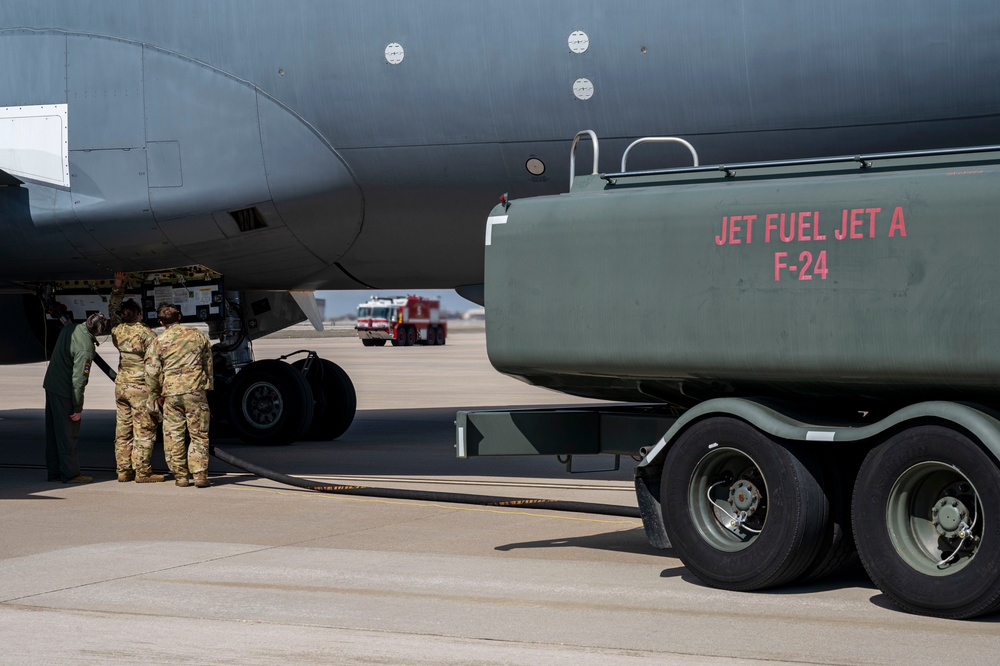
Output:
[0, 30, 362, 289]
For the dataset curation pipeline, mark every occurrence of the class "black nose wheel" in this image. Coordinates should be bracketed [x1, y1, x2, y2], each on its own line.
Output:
[291, 357, 357, 441]
[226, 359, 314, 445]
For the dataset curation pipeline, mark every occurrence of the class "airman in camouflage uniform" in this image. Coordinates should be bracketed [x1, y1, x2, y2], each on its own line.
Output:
[109, 272, 163, 483]
[145, 302, 214, 488]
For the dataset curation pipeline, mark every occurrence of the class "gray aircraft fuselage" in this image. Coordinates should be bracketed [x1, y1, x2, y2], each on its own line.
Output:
[2, 1, 1000, 293]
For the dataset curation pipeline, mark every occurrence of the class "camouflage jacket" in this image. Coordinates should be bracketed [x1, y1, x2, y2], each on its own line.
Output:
[112, 322, 157, 385]
[145, 324, 214, 398]
[109, 285, 157, 385]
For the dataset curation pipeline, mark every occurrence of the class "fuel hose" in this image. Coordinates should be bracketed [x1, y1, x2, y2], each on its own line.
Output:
[211, 445, 641, 518]
[95, 350, 640, 519]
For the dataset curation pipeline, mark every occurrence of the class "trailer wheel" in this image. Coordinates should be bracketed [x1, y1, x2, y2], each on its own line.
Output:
[227, 360, 314, 445]
[291, 358, 357, 441]
[361, 338, 377, 347]
[852, 425, 1000, 618]
[661, 417, 827, 591]
[372, 339, 387, 347]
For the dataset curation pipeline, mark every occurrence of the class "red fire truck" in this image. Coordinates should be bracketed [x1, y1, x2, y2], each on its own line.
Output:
[355, 295, 447, 346]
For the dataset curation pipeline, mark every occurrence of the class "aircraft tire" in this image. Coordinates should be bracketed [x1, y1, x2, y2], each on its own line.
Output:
[661, 417, 827, 591]
[291, 358, 357, 441]
[227, 360, 314, 445]
[852, 425, 1000, 619]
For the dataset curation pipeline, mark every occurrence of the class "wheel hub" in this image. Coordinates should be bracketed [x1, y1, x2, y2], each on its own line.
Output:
[729, 479, 761, 515]
[932, 496, 970, 538]
[886, 462, 981, 575]
[243, 382, 282, 428]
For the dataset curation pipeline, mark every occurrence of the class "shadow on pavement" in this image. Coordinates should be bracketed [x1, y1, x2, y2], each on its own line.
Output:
[496, 528, 662, 558]
[1, 405, 639, 487]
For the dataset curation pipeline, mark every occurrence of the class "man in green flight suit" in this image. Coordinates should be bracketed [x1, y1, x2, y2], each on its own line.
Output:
[109, 272, 164, 483]
[43, 311, 110, 483]
[145, 302, 214, 488]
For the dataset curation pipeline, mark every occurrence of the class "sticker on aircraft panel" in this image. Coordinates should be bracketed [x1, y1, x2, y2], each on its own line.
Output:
[568, 31, 590, 54]
[385, 43, 404, 65]
[573, 78, 595, 100]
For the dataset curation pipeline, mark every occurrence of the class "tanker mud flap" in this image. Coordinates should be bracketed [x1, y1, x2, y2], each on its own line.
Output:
[635, 464, 671, 549]
[456, 405, 677, 544]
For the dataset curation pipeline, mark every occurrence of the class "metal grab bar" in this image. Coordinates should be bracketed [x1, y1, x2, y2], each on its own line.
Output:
[569, 130, 599, 191]
[621, 137, 699, 172]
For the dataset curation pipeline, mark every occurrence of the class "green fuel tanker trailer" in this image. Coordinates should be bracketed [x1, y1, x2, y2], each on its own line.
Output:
[457, 134, 1000, 618]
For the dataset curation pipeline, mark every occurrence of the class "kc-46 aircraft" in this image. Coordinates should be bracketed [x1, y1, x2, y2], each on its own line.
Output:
[3, 2, 1000, 443]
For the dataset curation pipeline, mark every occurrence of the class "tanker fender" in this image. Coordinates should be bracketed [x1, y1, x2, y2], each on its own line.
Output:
[639, 398, 1000, 469]
[632, 398, 1000, 550]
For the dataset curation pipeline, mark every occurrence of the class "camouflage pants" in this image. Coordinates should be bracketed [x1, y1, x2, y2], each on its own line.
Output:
[162, 392, 210, 477]
[115, 382, 157, 476]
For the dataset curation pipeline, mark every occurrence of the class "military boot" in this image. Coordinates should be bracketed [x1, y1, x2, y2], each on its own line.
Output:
[136, 473, 166, 483]
[175, 475, 190, 487]
[117, 470, 136, 482]
[193, 473, 211, 488]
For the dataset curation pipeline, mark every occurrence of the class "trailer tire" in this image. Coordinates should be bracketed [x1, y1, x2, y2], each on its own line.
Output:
[291, 358, 357, 441]
[852, 425, 1000, 618]
[661, 417, 827, 591]
[227, 360, 314, 445]
[798, 448, 862, 583]
[361, 338, 376, 347]
[373, 339, 387, 347]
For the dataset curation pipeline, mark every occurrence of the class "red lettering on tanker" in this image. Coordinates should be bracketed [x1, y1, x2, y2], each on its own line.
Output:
[715, 206, 906, 281]
[888, 207, 907, 237]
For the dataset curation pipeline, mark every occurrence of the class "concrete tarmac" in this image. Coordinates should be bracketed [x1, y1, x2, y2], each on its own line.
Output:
[2, 332, 998, 664]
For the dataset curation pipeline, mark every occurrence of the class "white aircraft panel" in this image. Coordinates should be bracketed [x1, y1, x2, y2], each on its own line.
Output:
[0, 103, 69, 188]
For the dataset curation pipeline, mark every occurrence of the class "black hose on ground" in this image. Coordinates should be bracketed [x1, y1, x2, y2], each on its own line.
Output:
[94, 348, 639, 519]
[212, 445, 642, 519]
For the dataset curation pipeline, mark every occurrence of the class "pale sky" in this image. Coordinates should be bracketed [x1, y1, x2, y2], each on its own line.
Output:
[315, 289, 479, 319]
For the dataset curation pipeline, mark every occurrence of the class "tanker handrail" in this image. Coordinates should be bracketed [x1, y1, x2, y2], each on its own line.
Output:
[621, 137, 700, 171]
[602, 143, 1000, 181]
[569, 130, 599, 191]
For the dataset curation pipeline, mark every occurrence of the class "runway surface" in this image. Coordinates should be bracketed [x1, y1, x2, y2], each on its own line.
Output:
[2, 332, 998, 664]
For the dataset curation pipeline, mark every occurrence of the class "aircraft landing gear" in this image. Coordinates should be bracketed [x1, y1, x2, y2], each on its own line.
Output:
[211, 291, 356, 445]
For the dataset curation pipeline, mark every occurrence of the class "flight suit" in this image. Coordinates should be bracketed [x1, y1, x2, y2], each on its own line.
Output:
[42, 323, 97, 482]
[109, 288, 159, 480]
[145, 323, 214, 484]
